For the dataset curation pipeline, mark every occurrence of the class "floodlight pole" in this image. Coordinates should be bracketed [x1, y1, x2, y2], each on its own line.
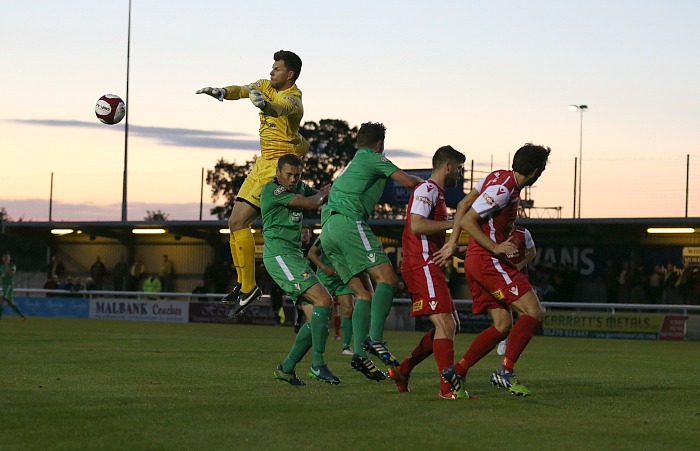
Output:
[121, 0, 132, 222]
[569, 104, 588, 218]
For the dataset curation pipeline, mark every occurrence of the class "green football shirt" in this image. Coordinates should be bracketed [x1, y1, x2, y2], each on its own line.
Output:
[260, 178, 316, 257]
[322, 148, 399, 223]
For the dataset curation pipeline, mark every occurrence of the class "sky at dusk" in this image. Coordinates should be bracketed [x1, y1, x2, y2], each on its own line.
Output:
[2, 1, 699, 222]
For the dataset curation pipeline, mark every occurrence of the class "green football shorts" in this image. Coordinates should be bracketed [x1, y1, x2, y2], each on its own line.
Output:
[263, 252, 320, 304]
[321, 214, 390, 284]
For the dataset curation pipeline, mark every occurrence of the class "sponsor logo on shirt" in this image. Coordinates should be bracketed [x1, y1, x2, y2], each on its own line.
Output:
[509, 286, 519, 296]
[416, 195, 433, 206]
[484, 193, 497, 207]
[274, 185, 287, 195]
[497, 186, 507, 196]
[367, 253, 376, 263]
[426, 185, 435, 192]
[492, 289, 505, 300]
[283, 96, 299, 109]
[412, 299, 423, 312]
[429, 300, 438, 310]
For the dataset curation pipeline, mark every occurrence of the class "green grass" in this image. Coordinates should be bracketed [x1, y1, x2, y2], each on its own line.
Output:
[1, 317, 699, 451]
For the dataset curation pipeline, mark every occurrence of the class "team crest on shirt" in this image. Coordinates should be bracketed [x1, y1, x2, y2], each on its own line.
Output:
[301, 269, 312, 279]
[274, 185, 287, 195]
[412, 299, 423, 312]
[429, 301, 438, 310]
[492, 289, 505, 300]
[290, 211, 302, 223]
[381, 156, 387, 162]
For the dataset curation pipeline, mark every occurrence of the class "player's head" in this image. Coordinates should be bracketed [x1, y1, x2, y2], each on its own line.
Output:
[432, 145, 465, 188]
[512, 143, 551, 187]
[2, 251, 10, 262]
[357, 122, 386, 153]
[276, 154, 304, 190]
[271, 50, 302, 88]
[301, 224, 312, 244]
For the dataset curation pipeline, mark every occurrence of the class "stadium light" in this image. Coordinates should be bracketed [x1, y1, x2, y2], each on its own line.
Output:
[646, 227, 695, 234]
[51, 229, 74, 236]
[219, 228, 230, 234]
[132, 228, 166, 234]
[569, 104, 588, 218]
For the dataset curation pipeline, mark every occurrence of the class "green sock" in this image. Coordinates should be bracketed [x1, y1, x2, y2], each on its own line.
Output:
[282, 322, 312, 372]
[341, 317, 353, 349]
[369, 282, 395, 341]
[10, 303, 24, 317]
[310, 305, 331, 367]
[353, 299, 371, 357]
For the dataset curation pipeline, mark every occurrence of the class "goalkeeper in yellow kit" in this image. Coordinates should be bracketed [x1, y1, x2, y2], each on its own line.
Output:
[197, 50, 308, 316]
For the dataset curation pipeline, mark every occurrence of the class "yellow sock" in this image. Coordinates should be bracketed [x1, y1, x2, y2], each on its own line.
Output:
[229, 233, 241, 285]
[233, 228, 256, 292]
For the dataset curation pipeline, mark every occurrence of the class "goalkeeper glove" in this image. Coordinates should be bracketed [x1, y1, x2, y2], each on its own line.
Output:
[247, 85, 266, 110]
[196, 87, 226, 101]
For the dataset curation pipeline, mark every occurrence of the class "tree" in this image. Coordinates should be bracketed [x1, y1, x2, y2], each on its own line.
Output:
[145, 210, 170, 221]
[299, 119, 358, 187]
[0, 207, 9, 222]
[205, 119, 358, 219]
[206, 158, 256, 220]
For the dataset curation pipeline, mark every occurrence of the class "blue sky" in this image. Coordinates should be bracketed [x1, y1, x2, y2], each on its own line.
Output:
[2, 1, 699, 221]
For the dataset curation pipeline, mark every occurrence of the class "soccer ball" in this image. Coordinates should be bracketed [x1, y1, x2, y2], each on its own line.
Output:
[95, 94, 126, 125]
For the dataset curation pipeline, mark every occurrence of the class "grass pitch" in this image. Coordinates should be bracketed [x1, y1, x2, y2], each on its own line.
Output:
[1, 317, 699, 450]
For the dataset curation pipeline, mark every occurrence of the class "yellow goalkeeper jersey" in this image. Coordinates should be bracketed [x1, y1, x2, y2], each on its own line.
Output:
[223, 79, 309, 159]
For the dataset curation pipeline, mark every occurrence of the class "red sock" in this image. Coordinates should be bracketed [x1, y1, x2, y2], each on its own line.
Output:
[401, 329, 435, 375]
[502, 315, 541, 372]
[455, 325, 506, 375]
[433, 338, 454, 396]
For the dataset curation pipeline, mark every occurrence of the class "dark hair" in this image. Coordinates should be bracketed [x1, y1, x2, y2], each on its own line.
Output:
[356, 122, 386, 148]
[432, 145, 465, 169]
[278, 153, 303, 169]
[512, 143, 551, 176]
[274, 50, 302, 80]
[1, 250, 10, 257]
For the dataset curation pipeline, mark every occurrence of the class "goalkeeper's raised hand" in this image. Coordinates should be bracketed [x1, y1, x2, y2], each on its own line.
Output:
[247, 85, 266, 110]
[195, 87, 226, 101]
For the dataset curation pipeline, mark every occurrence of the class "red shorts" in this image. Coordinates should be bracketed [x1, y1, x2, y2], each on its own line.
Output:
[402, 265, 455, 317]
[464, 252, 533, 315]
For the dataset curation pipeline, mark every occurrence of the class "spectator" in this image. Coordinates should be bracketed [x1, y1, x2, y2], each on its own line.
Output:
[113, 256, 128, 291]
[192, 280, 209, 295]
[630, 265, 647, 304]
[46, 255, 65, 280]
[647, 265, 663, 303]
[617, 260, 631, 303]
[143, 274, 162, 299]
[160, 254, 175, 292]
[43, 275, 60, 297]
[90, 256, 107, 290]
[129, 257, 146, 291]
[84, 277, 97, 291]
[203, 259, 218, 293]
[662, 263, 679, 304]
[675, 262, 694, 304]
